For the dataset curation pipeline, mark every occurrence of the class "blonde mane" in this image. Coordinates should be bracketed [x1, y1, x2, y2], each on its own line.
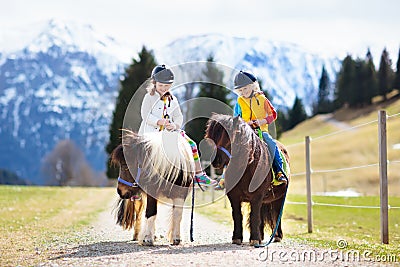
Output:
[142, 131, 194, 186]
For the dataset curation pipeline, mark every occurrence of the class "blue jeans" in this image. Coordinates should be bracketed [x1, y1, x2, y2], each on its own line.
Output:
[261, 132, 284, 175]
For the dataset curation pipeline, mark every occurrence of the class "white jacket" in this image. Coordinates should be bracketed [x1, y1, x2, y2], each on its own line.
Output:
[138, 92, 183, 135]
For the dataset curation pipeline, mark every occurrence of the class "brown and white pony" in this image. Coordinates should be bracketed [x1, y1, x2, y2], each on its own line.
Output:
[111, 130, 194, 246]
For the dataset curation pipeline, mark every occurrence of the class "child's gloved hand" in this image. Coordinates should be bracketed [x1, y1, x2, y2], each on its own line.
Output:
[165, 122, 177, 131]
[250, 120, 260, 129]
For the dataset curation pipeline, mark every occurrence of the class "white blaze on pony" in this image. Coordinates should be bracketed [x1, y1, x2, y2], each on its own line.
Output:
[112, 130, 195, 246]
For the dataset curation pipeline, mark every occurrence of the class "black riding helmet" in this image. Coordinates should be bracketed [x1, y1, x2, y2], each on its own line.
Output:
[234, 70, 257, 89]
[151, 64, 174, 84]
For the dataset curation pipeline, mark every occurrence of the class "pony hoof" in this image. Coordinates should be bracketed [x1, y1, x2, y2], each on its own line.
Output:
[274, 237, 282, 242]
[141, 240, 154, 246]
[249, 240, 260, 246]
[171, 239, 181, 245]
[232, 239, 242, 245]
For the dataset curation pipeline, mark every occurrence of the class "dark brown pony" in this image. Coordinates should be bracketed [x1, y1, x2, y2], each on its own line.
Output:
[111, 130, 194, 246]
[205, 113, 290, 246]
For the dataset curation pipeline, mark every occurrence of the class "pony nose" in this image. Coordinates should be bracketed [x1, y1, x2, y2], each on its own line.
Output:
[117, 188, 122, 197]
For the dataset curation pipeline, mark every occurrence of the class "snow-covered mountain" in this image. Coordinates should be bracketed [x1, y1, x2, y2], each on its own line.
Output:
[0, 19, 340, 184]
[155, 34, 341, 111]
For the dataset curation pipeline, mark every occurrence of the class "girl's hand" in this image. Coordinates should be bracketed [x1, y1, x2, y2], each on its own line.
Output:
[157, 118, 169, 126]
[165, 122, 177, 131]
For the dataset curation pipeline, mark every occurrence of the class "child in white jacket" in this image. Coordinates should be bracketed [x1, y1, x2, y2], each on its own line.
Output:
[138, 65, 217, 186]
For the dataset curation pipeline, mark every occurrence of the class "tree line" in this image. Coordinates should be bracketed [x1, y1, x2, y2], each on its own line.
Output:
[315, 48, 400, 114]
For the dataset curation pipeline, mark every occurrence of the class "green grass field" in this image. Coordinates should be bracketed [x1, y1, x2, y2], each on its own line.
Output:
[0, 186, 115, 266]
[196, 193, 400, 256]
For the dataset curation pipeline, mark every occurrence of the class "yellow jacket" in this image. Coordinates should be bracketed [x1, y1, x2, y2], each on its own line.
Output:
[236, 92, 277, 132]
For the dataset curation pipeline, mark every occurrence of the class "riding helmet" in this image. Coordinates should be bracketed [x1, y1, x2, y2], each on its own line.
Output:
[151, 64, 174, 84]
[234, 70, 257, 89]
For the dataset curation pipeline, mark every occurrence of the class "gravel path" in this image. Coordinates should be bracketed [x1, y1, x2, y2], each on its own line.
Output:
[41, 196, 379, 267]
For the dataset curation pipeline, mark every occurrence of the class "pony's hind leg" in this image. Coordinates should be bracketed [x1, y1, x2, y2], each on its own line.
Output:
[249, 197, 263, 246]
[139, 195, 157, 246]
[265, 199, 284, 242]
[272, 200, 284, 242]
[259, 203, 268, 242]
[168, 198, 185, 245]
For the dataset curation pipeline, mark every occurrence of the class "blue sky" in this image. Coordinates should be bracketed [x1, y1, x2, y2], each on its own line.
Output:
[1, 0, 399, 60]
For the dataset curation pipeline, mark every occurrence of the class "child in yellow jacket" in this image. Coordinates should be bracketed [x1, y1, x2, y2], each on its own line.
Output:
[232, 70, 287, 186]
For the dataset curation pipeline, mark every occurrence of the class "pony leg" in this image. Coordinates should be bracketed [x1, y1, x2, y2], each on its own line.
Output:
[249, 197, 263, 245]
[133, 199, 144, 241]
[139, 195, 157, 246]
[272, 199, 284, 242]
[168, 198, 185, 245]
[259, 203, 268, 242]
[228, 195, 243, 245]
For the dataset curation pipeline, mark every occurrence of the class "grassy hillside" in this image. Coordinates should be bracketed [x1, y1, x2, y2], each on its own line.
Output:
[280, 95, 400, 196]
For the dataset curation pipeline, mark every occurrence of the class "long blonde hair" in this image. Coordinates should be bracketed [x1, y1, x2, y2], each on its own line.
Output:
[146, 78, 157, 96]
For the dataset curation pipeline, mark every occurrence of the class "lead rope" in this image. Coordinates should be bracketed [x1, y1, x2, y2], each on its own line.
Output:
[254, 179, 289, 247]
[159, 97, 168, 131]
[255, 132, 289, 248]
[190, 176, 195, 242]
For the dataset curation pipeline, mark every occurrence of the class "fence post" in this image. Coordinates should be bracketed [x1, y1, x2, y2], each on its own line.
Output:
[305, 136, 313, 233]
[378, 110, 389, 244]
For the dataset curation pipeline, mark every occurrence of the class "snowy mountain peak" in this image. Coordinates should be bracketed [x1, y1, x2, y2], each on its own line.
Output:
[1, 19, 132, 65]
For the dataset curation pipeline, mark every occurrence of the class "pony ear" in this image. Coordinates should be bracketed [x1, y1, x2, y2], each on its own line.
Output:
[110, 144, 125, 166]
[233, 115, 240, 127]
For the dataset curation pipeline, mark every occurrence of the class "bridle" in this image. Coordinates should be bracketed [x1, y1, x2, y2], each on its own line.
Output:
[217, 146, 232, 159]
[117, 164, 141, 188]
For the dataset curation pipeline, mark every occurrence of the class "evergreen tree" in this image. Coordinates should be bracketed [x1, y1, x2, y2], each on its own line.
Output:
[275, 110, 289, 139]
[362, 49, 378, 105]
[353, 59, 366, 107]
[316, 65, 333, 114]
[105, 46, 157, 179]
[378, 48, 394, 100]
[288, 96, 307, 130]
[185, 55, 230, 143]
[392, 48, 400, 90]
[335, 55, 356, 108]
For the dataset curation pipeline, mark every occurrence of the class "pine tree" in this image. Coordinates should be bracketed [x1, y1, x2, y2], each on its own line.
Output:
[316, 65, 332, 114]
[335, 55, 355, 108]
[353, 59, 366, 108]
[392, 48, 400, 90]
[378, 48, 394, 100]
[184, 55, 230, 144]
[105, 46, 157, 179]
[288, 96, 307, 130]
[362, 49, 378, 105]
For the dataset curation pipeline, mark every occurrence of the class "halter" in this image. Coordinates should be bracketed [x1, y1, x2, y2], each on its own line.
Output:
[117, 166, 141, 188]
[217, 146, 232, 159]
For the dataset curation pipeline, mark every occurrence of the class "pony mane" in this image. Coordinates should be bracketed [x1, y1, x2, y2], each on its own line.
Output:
[122, 129, 194, 186]
[207, 113, 267, 165]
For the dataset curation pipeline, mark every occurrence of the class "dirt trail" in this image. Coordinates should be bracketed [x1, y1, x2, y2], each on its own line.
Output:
[41, 196, 375, 267]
